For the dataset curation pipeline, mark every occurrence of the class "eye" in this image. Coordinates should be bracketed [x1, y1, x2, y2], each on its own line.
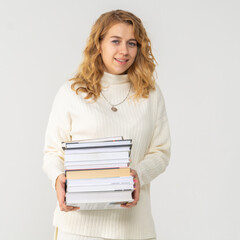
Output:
[128, 42, 137, 47]
[111, 40, 119, 44]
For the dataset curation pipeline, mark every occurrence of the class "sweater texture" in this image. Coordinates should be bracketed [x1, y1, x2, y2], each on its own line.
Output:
[43, 72, 171, 239]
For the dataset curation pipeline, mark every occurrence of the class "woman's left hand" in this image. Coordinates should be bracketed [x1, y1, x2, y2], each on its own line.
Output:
[121, 168, 140, 208]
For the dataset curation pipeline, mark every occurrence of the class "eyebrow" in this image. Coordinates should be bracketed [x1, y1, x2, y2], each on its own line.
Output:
[110, 36, 137, 41]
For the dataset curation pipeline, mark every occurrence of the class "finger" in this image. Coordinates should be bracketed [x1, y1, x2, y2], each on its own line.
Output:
[65, 203, 80, 211]
[120, 203, 132, 208]
[122, 202, 136, 208]
[131, 171, 139, 187]
[134, 187, 140, 203]
[130, 189, 139, 206]
[130, 170, 136, 177]
[61, 203, 80, 212]
[65, 206, 80, 211]
[71, 207, 80, 211]
[121, 198, 138, 208]
[134, 178, 140, 201]
[120, 202, 132, 208]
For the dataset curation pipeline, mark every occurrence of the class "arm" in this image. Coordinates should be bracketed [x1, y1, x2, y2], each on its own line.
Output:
[134, 85, 171, 187]
[42, 83, 71, 189]
[42, 83, 79, 211]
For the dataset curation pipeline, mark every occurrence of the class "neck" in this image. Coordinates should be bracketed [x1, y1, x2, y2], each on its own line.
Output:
[101, 72, 130, 85]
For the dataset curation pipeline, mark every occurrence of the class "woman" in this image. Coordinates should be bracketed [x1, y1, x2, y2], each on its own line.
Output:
[43, 9, 171, 240]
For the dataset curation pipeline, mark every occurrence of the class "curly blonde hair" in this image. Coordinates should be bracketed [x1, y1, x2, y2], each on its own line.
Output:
[70, 9, 157, 101]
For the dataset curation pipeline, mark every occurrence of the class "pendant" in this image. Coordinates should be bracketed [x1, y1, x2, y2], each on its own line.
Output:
[111, 106, 118, 112]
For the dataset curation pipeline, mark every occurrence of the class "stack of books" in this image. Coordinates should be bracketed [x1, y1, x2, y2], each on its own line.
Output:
[62, 136, 134, 210]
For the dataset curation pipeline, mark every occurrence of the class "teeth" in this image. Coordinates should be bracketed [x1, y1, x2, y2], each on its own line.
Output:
[116, 58, 127, 62]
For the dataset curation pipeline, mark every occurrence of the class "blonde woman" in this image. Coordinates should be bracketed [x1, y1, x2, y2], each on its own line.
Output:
[43, 9, 171, 240]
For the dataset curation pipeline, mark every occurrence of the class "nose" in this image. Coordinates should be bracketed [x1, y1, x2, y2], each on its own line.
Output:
[119, 43, 129, 55]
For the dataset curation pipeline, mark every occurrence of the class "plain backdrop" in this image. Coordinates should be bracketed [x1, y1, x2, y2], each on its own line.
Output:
[0, 0, 239, 239]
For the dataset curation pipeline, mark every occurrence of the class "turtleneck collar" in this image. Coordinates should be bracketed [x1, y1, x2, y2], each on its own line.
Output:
[101, 72, 130, 85]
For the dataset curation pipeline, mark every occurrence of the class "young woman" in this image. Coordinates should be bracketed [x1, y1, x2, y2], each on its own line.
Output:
[43, 9, 171, 240]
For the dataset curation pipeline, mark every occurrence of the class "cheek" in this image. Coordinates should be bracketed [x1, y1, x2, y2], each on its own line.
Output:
[130, 49, 138, 61]
[102, 47, 116, 61]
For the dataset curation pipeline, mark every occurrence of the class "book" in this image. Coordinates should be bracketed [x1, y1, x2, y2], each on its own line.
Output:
[67, 183, 134, 192]
[62, 136, 134, 210]
[62, 139, 132, 150]
[64, 158, 130, 170]
[64, 151, 130, 161]
[66, 190, 133, 204]
[63, 146, 131, 154]
[66, 168, 130, 180]
[66, 176, 134, 187]
[65, 163, 129, 171]
[64, 159, 130, 166]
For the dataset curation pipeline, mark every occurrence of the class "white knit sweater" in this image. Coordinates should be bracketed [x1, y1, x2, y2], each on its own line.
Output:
[43, 72, 171, 239]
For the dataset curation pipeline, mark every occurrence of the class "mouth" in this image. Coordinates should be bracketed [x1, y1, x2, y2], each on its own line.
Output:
[114, 58, 129, 64]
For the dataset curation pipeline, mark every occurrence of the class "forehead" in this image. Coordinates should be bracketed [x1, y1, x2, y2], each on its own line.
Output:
[105, 23, 135, 39]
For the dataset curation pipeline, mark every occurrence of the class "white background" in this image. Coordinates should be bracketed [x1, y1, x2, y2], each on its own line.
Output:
[0, 0, 239, 239]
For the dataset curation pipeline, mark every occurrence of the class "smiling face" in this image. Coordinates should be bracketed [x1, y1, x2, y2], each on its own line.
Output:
[100, 23, 138, 75]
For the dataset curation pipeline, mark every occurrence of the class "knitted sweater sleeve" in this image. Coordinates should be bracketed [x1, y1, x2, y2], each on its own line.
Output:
[134, 85, 171, 187]
[42, 83, 71, 189]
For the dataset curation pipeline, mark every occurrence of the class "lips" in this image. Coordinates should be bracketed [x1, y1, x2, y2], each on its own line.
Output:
[114, 58, 129, 64]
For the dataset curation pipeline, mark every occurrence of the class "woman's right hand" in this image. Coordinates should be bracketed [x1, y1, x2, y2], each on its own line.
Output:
[55, 174, 80, 212]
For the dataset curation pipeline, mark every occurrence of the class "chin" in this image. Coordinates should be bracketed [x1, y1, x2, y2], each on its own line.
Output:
[106, 66, 130, 75]
[115, 68, 130, 75]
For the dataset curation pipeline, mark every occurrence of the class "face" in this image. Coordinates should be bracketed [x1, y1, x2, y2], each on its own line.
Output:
[100, 23, 138, 75]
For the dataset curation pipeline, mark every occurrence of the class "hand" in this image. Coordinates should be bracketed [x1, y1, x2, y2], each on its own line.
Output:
[121, 169, 140, 208]
[55, 174, 80, 212]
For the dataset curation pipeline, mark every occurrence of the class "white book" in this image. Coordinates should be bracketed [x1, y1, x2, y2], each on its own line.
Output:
[64, 151, 130, 161]
[65, 163, 129, 170]
[67, 176, 134, 187]
[64, 159, 130, 166]
[67, 183, 134, 192]
[66, 190, 133, 205]
[62, 139, 132, 150]
[64, 146, 131, 154]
